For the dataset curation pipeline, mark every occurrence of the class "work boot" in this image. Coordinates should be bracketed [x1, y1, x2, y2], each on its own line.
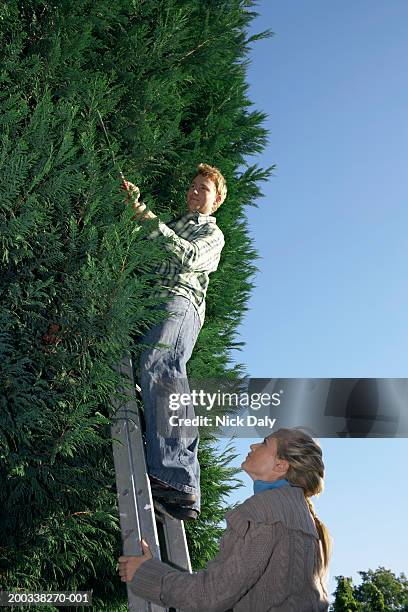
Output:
[149, 475, 196, 506]
[154, 499, 199, 522]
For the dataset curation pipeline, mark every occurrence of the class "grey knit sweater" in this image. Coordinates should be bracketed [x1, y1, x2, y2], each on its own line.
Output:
[130, 485, 329, 611]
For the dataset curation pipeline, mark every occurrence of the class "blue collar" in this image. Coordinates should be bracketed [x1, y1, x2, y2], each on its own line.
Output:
[253, 479, 290, 495]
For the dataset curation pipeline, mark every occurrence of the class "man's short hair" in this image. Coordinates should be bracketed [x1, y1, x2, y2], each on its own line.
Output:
[196, 163, 227, 211]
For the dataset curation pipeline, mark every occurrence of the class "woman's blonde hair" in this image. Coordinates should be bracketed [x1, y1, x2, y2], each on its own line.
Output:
[196, 163, 227, 211]
[272, 428, 332, 572]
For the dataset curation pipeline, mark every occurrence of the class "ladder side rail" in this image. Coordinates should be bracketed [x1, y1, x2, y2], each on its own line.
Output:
[112, 355, 167, 612]
[160, 516, 192, 574]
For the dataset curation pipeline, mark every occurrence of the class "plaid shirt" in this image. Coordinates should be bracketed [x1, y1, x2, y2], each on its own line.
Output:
[148, 212, 224, 326]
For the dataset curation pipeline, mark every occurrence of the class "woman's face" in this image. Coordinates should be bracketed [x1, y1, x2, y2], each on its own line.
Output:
[241, 436, 289, 481]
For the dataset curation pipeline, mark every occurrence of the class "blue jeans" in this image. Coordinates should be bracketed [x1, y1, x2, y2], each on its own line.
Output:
[139, 295, 201, 511]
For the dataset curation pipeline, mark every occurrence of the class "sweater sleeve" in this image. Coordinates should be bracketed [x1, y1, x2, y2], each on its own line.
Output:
[130, 522, 279, 612]
[150, 220, 224, 272]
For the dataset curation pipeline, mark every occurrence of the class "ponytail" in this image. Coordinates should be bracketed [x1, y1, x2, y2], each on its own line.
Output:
[305, 496, 332, 572]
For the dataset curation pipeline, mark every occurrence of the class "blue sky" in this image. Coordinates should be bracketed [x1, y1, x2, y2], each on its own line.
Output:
[234, 0, 408, 377]
[220, 0, 408, 600]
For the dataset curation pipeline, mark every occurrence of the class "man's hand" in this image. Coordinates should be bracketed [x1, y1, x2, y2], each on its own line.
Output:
[118, 539, 153, 583]
[121, 179, 156, 220]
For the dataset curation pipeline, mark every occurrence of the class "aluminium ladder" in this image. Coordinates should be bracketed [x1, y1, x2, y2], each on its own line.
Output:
[111, 355, 192, 612]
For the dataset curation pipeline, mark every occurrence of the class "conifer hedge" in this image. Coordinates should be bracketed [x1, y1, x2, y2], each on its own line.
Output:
[0, 1, 273, 608]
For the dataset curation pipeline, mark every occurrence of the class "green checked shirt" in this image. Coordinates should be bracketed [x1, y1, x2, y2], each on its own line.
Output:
[148, 212, 224, 326]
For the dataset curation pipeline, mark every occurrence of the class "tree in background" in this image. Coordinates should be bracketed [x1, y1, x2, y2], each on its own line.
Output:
[0, 0, 273, 608]
[354, 568, 408, 611]
[331, 568, 408, 611]
[332, 577, 362, 612]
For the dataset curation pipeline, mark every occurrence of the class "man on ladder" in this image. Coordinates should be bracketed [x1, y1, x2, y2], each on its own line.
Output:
[123, 163, 227, 521]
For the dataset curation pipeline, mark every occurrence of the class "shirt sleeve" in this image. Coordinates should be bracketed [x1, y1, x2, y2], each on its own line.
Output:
[149, 220, 224, 272]
[130, 522, 279, 612]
